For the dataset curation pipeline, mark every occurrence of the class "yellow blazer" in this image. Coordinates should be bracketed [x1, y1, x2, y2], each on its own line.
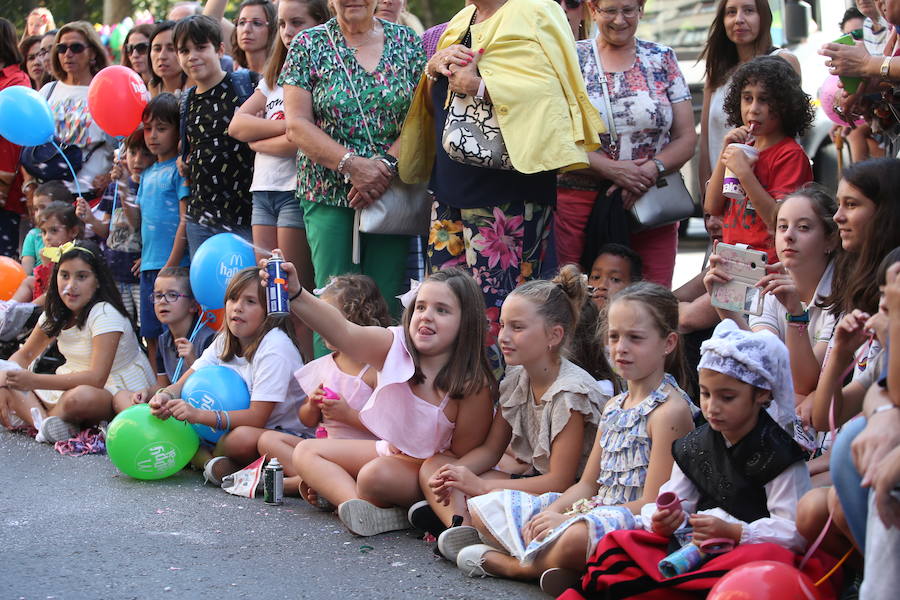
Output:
[399, 0, 604, 183]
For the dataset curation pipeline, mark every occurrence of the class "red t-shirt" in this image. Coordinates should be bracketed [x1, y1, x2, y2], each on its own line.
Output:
[33, 262, 50, 300]
[722, 136, 812, 262]
[0, 64, 32, 215]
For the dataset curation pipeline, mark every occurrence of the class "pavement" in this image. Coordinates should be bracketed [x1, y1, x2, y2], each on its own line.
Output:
[0, 429, 547, 600]
[1, 228, 709, 600]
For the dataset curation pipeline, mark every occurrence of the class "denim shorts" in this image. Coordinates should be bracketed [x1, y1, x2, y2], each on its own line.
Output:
[251, 190, 305, 229]
[139, 270, 163, 339]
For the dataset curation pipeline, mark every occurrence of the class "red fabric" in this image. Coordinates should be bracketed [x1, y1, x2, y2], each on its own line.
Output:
[33, 262, 50, 300]
[557, 529, 840, 600]
[0, 64, 33, 215]
[629, 222, 677, 288]
[555, 187, 597, 266]
[722, 137, 812, 263]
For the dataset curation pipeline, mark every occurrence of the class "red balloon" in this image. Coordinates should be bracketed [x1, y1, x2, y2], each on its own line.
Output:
[87, 66, 150, 137]
[708, 561, 821, 600]
[0, 257, 26, 300]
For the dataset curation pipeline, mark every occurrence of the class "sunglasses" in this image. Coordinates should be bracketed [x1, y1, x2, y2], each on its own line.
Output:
[27, 48, 49, 62]
[126, 42, 150, 55]
[56, 42, 88, 55]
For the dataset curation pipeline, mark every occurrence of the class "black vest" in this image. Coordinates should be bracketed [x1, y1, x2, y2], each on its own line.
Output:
[672, 410, 806, 523]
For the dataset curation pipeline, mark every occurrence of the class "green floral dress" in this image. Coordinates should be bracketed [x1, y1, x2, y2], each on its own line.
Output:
[279, 18, 425, 208]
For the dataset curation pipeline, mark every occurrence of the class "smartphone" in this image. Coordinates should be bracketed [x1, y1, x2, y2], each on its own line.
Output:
[710, 243, 769, 316]
[834, 34, 863, 94]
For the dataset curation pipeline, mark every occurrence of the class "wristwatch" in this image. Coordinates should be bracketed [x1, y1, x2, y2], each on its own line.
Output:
[374, 154, 398, 176]
[785, 308, 810, 324]
[652, 158, 665, 177]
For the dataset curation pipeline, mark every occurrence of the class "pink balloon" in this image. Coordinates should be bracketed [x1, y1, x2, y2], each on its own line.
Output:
[87, 66, 150, 137]
[818, 74, 865, 126]
[708, 561, 821, 600]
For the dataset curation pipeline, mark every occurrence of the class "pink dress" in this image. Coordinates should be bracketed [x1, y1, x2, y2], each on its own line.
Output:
[294, 353, 379, 440]
[359, 326, 455, 459]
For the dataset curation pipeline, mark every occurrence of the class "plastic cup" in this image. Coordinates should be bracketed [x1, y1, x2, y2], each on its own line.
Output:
[722, 143, 759, 200]
[656, 491, 682, 512]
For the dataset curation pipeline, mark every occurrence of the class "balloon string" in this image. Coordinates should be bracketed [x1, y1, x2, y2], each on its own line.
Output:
[51, 140, 81, 199]
[172, 311, 214, 383]
[814, 547, 853, 586]
[110, 137, 124, 222]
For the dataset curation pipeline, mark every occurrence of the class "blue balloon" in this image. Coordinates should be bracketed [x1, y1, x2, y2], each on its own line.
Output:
[0, 86, 55, 146]
[189, 233, 256, 309]
[181, 365, 251, 443]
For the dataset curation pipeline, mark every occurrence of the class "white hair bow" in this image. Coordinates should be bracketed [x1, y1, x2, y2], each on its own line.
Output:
[396, 279, 422, 308]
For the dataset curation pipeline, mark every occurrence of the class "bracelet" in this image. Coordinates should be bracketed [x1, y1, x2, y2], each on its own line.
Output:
[289, 288, 303, 302]
[155, 388, 172, 399]
[881, 55, 892, 80]
[214, 410, 223, 431]
[223, 410, 232, 431]
[336, 151, 355, 177]
[424, 67, 438, 82]
[873, 404, 899, 416]
[475, 77, 486, 100]
[787, 322, 809, 333]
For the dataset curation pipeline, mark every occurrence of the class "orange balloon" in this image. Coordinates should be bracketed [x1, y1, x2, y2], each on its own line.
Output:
[201, 308, 225, 331]
[0, 257, 26, 300]
[708, 561, 821, 600]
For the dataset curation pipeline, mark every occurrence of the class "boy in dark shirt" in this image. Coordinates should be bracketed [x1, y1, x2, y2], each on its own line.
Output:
[174, 15, 256, 257]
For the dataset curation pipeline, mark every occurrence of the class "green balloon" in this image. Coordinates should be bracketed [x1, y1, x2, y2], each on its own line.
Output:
[106, 404, 200, 480]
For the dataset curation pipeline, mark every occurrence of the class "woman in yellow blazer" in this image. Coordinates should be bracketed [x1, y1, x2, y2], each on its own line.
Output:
[399, 0, 603, 362]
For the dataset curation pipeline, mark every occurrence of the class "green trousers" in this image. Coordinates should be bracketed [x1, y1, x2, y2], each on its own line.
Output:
[301, 199, 408, 356]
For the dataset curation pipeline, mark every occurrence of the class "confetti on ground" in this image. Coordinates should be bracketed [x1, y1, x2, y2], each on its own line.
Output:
[359, 545, 374, 554]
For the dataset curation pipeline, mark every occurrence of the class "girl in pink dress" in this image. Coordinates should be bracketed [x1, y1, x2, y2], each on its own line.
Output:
[264, 260, 496, 537]
[256, 274, 391, 497]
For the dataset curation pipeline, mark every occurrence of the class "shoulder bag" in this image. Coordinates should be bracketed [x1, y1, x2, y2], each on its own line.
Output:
[591, 40, 695, 232]
[324, 25, 430, 263]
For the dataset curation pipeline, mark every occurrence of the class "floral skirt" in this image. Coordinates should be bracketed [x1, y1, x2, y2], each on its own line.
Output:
[426, 199, 552, 358]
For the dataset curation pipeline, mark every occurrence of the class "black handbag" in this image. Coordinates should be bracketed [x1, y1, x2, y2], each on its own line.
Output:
[20, 138, 83, 182]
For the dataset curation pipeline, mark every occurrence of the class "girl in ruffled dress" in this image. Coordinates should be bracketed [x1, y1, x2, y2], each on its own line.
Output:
[451, 283, 698, 587]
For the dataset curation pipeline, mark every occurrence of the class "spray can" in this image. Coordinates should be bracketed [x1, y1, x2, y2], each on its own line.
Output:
[263, 457, 284, 505]
[265, 254, 290, 316]
[658, 543, 703, 578]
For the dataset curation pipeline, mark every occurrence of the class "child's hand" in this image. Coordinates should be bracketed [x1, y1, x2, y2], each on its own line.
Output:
[721, 144, 757, 179]
[702, 253, 731, 296]
[651, 506, 685, 537]
[756, 263, 802, 315]
[131, 390, 146, 405]
[722, 126, 754, 146]
[167, 399, 198, 423]
[0, 394, 10, 429]
[258, 251, 302, 298]
[320, 390, 354, 424]
[131, 258, 141, 276]
[173, 337, 196, 365]
[522, 510, 568, 545]
[865, 311, 889, 345]
[430, 464, 488, 499]
[832, 309, 871, 355]
[4, 369, 35, 391]
[74, 197, 92, 222]
[689, 514, 742, 544]
[177, 156, 189, 180]
[149, 391, 173, 419]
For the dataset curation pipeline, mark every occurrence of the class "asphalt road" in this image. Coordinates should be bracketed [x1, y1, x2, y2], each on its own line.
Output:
[0, 430, 547, 600]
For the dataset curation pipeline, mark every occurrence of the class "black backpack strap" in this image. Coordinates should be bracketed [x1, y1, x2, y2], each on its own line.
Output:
[179, 86, 196, 161]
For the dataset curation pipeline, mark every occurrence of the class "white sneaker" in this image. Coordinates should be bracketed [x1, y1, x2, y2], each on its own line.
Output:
[456, 544, 498, 578]
[437, 525, 482, 562]
[38, 416, 77, 443]
[337, 499, 410, 537]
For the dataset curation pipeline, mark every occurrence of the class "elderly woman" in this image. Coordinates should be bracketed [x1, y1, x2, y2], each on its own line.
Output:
[400, 0, 602, 350]
[280, 0, 425, 344]
[37, 21, 113, 200]
[554, 0, 696, 287]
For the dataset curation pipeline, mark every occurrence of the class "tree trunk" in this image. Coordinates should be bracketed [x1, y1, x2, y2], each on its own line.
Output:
[105, 0, 134, 24]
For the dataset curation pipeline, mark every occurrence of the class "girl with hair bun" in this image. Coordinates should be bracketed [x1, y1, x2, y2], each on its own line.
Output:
[418, 264, 613, 562]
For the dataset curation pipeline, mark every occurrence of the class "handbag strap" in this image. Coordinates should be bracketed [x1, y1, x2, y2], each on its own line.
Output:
[590, 39, 618, 158]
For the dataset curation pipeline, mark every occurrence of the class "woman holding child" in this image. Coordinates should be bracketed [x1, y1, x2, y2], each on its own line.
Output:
[281, 0, 425, 333]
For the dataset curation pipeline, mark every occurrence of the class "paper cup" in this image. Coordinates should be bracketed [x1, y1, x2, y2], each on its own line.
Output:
[656, 491, 682, 512]
[722, 143, 759, 200]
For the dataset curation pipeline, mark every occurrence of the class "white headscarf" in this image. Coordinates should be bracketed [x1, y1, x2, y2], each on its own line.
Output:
[698, 319, 795, 431]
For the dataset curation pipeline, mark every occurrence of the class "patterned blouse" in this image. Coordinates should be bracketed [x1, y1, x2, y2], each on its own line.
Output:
[578, 38, 690, 162]
[279, 18, 426, 208]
